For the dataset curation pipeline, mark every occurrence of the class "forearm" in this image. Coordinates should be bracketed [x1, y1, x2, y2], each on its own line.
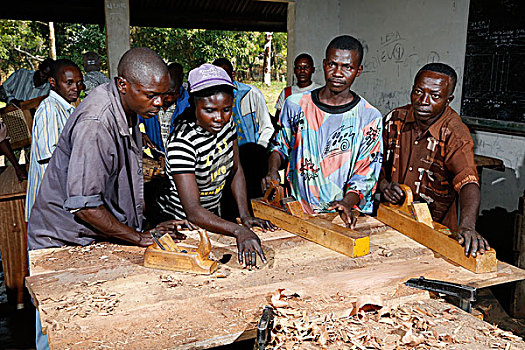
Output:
[268, 151, 283, 173]
[341, 191, 361, 209]
[257, 114, 274, 148]
[0, 140, 21, 166]
[184, 203, 243, 238]
[74, 206, 142, 244]
[459, 183, 480, 230]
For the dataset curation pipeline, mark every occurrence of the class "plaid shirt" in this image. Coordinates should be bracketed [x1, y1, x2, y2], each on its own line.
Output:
[380, 105, 479, 231]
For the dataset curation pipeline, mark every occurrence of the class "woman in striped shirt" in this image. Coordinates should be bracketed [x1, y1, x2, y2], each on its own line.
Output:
[158, 64, 275, 268]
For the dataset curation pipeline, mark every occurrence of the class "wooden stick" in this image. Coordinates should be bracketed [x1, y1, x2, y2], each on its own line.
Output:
[377, 204, 497, 273]
[251, 198, 369, 257]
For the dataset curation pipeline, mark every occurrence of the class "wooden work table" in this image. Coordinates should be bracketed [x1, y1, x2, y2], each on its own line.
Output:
[26, 216, 525, 349]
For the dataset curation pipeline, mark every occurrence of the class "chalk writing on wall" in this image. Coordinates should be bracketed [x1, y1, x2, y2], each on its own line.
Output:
[356, 31, 445, 114]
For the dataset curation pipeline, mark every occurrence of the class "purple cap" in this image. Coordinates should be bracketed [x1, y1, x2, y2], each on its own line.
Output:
[188, 63, 236, 93]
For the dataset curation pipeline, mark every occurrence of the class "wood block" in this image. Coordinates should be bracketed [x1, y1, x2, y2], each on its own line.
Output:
[158, 233, 181, 252]
[377, 204, 497, 273]
[410, 202, 434, 228]
[144, 245, 218, 275]
[251, 198, 369, 257]
[283, 199, 307, 218]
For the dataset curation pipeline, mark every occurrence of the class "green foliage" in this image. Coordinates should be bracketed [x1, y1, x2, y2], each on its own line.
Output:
[0, 20, 48, 74]
[130, 28, 263, 79]
[55, 23, 107, 71]
[0, 20, 287, 83]
[250, 80, 286, 116]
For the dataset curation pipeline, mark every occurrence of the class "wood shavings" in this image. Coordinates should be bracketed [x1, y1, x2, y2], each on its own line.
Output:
[52, 285, 121, 321]
[267, 298, 525, 349]
[268, 288, 301, 309]
[159, 274, 182, 288]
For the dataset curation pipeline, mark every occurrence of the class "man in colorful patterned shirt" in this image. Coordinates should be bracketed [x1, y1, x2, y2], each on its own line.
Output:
[379, 63, 490, 257]
[263, 35, 383, 228]
[25, 59, 84, 221]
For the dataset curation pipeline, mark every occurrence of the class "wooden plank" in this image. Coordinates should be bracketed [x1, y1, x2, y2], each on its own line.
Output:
[377, 203, 497, 273]
[251, 198, 369, 257]
[474, 154, 505, 171]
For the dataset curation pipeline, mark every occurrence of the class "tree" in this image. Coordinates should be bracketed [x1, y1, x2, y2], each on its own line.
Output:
[0, 20, 48, 76]
[54, 23, 107, 71]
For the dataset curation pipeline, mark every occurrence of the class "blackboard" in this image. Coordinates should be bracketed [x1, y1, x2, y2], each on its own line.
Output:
[461, 0, 525, 133]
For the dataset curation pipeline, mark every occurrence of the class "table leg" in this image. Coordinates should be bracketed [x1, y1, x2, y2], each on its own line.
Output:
[0, 197, 29, 308]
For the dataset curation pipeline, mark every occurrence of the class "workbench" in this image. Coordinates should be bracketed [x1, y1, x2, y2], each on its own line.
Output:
[25, 215, 525, 349]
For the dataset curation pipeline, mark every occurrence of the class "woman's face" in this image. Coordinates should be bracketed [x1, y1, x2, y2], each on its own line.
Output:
[195, 92, 234, 134]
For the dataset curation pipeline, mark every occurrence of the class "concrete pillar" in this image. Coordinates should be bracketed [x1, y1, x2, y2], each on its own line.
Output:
[286, 2, 295, 85]
[104, 0, 130, 79]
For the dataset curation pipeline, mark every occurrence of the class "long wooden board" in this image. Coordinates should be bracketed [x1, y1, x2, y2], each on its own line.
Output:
[251, 198, 369, 257]
[377, 203, 497, 273]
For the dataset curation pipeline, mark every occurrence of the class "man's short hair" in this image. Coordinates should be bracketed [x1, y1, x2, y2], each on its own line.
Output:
[117, 47, 168, 85]
[82, 52, 102, 69]
[294, 53, 314, 67]
[39, 58, 55, 72]
[50, 59, 80, 80]
[416, 63, 457, 93]
[168, 62, 184, 87]
[326, 35, 364, 65]
[212, 58, 234, 73]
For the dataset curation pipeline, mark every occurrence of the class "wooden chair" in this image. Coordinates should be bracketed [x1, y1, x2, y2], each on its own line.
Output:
[0, 95, 46, 149]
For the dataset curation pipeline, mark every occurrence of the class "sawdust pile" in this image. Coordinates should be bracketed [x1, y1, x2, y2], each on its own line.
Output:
[267, 289, 524, 350]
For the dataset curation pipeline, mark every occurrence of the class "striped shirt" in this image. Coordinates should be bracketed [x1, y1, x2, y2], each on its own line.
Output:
[25, 90, 75, 221]
[0, 69, 50, 104]
[158, 112, 237, 220]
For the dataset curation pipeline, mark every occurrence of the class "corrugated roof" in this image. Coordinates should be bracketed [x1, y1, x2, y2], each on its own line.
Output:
[2, 0, 288, 32]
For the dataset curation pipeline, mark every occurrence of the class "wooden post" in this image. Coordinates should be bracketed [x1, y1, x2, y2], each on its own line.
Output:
[104, 0, 130, 79]
[48, 22, 56, 60]
[263, 32, 272, 86]
[286, 2, 295, 85]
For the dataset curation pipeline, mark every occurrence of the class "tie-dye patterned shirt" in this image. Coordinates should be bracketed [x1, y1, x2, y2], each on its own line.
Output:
[272, 89, 383, 214]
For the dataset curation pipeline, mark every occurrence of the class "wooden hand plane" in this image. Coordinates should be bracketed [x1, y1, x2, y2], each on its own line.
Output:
[377, 184, 497, 273]
[144, 229, 218, 275]
[251, 180, 369, 257]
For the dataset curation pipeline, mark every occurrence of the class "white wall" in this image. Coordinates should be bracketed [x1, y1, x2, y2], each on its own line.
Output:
[290, 0, 525, 213]
[292, 0, 469, 115]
